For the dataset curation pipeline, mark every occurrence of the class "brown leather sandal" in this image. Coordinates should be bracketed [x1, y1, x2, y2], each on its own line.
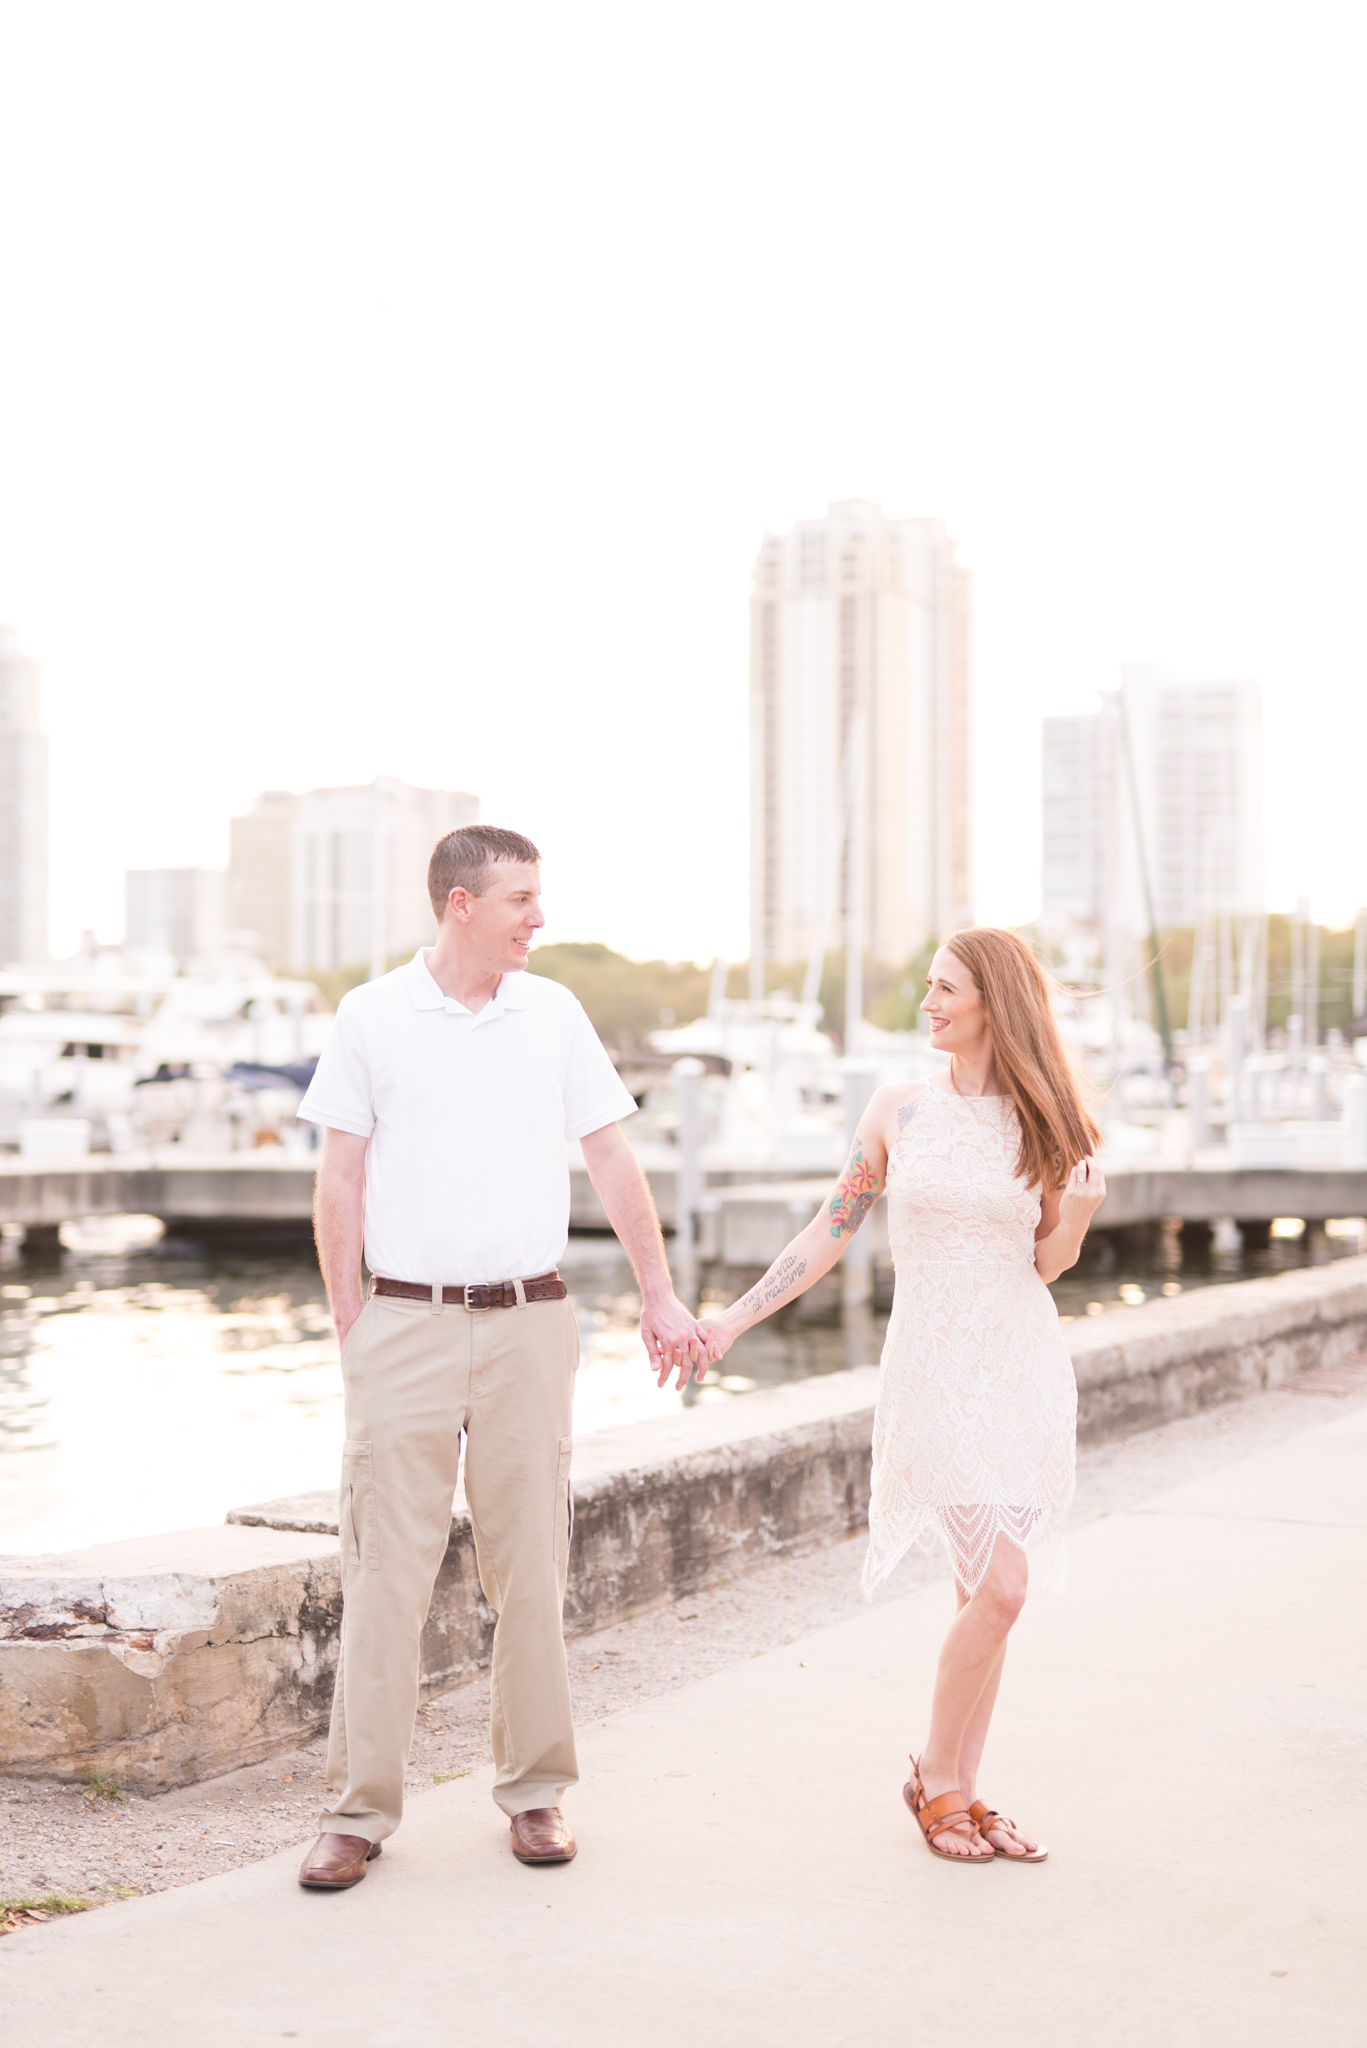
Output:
[968, 1800, 1049, 1863]
[903, 1756, 993, 1864]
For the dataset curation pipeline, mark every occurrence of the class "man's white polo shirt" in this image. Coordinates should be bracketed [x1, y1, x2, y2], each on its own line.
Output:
[297, 951, 637, 1285]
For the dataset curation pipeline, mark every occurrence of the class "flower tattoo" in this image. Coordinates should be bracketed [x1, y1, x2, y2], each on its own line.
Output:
[828, 1142, 882, 1238]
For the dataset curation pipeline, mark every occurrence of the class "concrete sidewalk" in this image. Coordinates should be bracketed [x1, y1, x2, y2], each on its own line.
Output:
[4, 1410, 1364, 2048]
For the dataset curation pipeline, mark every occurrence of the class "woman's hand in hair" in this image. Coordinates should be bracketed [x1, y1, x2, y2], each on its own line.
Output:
[1034, 1154, 1107, 1282]
[1058, 1154, 1107, 1234]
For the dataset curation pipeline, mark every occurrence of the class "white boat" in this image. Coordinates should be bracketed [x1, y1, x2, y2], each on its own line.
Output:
[0, 948, 329, 1156]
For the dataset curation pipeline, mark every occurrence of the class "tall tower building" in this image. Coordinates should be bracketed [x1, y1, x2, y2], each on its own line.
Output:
[1114, 663, 1263, 931]
[1041, 664, 1263, 953]
[1040, 712, 1109, 934]
[0, 626, 49, 965]
[749, 500, 972, 974]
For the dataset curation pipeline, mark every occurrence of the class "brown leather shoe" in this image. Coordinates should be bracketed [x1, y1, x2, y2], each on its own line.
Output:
[298, 1832, 382, 1890]
[510, 1807, 576, 1864]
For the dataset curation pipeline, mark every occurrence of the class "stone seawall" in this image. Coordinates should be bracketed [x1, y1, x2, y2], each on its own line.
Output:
[4, 1257, 1366, 1792]
[1066, 1255, 1367, 1439]
[0, 1527, 342, 1791]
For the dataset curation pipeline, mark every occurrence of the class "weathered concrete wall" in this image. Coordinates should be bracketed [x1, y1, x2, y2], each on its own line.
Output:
[0, 1375, 880, 1791]
[4, 1257, 1366, 1792]
[1065, 1255, 1367, 1440]
[231, 1369, 882, 1685]
[0, 1527, 340, 1791]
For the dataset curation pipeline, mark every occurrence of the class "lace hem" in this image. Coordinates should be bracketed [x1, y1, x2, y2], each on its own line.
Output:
[861, 1499, 1068, 1599]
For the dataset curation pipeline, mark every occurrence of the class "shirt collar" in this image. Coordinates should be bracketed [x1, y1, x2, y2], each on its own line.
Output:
[404, 949, 532, 1019]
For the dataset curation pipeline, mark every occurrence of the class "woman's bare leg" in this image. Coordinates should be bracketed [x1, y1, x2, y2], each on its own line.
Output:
[953, 1629, 1040, 1855]
[915, 1536, 1028, 1858]
[955, 1627, 1005, 1805]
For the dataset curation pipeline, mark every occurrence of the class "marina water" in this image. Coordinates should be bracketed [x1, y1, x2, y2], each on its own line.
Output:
[3, 1213, 1363, 1556]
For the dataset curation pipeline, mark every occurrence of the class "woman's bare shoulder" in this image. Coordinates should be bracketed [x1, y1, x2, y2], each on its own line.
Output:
[868, 1078, 931, 1146]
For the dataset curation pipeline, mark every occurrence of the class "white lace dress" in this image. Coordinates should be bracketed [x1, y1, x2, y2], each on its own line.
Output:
[863, 1084, 1076, 1596]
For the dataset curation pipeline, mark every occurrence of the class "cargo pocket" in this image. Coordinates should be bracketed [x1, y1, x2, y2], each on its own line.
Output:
[553, 1434, 574, 1568]
[340, 1440, 379, 1570]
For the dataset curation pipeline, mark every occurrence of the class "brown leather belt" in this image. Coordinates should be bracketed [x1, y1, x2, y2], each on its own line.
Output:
[371, 1270, 567, 1310]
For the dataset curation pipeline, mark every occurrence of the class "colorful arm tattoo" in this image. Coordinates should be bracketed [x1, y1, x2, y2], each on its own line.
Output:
[828, 1141, 883, 1239]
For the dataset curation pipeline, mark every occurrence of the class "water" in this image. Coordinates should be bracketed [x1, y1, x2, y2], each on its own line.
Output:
[2, 1215, 1362, 1555]
[1047, 1216, 1366, 1320]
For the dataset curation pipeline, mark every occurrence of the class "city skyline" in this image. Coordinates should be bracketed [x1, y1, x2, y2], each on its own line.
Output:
[2, 8, 1366, 962]
[8, 609, 1366, 977]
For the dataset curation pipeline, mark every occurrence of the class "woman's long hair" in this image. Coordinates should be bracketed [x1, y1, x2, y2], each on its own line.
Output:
[938, 926, 1102, 1191]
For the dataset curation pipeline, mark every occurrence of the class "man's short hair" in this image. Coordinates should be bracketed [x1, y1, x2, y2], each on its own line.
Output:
[427, 825, 541, 917]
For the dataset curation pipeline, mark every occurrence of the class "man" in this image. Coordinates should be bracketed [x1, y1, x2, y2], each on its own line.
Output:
[294, 824, 707, 1889]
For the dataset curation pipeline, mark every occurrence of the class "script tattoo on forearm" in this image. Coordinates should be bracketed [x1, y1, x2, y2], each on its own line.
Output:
[738, 1250, 807, 1317]
[828, 1142, 882, 1238]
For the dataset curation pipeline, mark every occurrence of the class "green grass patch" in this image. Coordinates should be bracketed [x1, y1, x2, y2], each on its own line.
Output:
[83, 1770, 126, 1804]
[431, 1769, 471, 1784]
[1, 1893, 96, 1935]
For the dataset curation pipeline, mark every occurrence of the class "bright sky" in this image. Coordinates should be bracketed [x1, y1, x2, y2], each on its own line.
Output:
[2, 2, 1365, 963]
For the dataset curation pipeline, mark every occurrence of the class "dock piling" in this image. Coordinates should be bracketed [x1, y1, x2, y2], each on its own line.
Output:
[1187, 1056, 1211, 1151]
[20, 1222, 62, 1262]
[1345, 1074, 1367, 1169]
[671, 1057, 705, 1311]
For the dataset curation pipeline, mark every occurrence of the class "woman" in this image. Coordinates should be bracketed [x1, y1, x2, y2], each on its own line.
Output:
[703, 928, 1106, 1864]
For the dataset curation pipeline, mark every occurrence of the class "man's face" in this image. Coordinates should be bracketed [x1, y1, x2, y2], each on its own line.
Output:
[450, 861, 545, 970]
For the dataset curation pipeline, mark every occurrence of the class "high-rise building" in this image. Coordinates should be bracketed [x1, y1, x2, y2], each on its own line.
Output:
[227, 792, 296, 968]
[124, 868, 225, 966]
[1040, 712, 1109, 934]
[1117, 663, 1263, 930]
[749, 500, 972, 974]
[228, 779, 480, 976]
[1041, 663, 1263, 955]
[0, 626, 49, 965]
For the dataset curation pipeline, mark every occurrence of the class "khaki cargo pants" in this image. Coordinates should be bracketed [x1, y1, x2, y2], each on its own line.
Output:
[319, 1288, 579, 1842]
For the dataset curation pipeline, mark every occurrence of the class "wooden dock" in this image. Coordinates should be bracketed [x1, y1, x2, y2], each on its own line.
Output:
[3, 1152, 1366, 1258]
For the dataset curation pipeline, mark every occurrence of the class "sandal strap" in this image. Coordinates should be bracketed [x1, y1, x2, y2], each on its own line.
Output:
[926, 1812, 979, 1844]
[919, 1789, 978, 1841]
[969, 1802, 1021, 1838]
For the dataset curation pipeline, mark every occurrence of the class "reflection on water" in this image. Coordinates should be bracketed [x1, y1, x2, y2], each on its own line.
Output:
[0, 1223, 708, 1556]
[1047, 1215, 1366, 1321]
[1, 1213, 1362, 1555]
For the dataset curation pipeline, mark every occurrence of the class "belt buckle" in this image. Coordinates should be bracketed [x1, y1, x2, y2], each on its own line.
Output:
[464, 1283, 487, 1311]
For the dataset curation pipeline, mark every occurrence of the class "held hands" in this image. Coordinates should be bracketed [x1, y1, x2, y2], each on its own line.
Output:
[1058, 1154, 1107, 1234]
[642, 1292, 717, 1390]
[698, 1309, 740, 1367]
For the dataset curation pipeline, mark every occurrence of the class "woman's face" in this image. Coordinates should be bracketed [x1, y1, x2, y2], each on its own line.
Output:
[921, 947, 989, 1054]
